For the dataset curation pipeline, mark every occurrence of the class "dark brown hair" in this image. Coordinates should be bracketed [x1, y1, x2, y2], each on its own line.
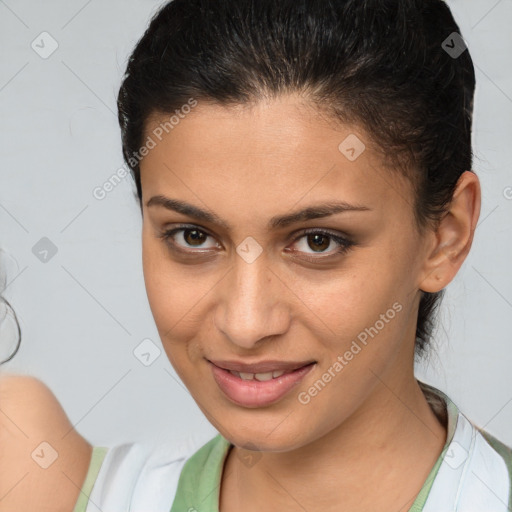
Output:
[117, 0, 475, 356]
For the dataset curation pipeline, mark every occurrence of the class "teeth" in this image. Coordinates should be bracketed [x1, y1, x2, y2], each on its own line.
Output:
[229, 369, 287, 381]
[254, 372, 273, 381]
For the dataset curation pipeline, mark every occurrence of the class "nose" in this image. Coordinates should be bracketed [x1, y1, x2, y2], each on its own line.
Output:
[214, 255, 291, 350]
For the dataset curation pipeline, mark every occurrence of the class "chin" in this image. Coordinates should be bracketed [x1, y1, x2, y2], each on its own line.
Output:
[198, 402, 314, 452]
[223, 428, 306, 452]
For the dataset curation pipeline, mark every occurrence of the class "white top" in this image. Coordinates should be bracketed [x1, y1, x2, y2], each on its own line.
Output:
[73, 384, 512, 512]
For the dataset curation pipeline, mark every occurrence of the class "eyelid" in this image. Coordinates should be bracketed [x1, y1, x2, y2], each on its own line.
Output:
[158, 223, 355, 259]
[158, 223, 220, 250]
[291, 226, 352, 242]
[160, 223, 352, 241]
[287, 227, 354, 258]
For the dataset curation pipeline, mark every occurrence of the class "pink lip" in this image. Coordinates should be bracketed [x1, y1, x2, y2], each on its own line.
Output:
[209, 360, 315, 408]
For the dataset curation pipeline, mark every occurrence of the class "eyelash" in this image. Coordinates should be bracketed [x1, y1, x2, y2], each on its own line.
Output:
[157, 224, 355, 262]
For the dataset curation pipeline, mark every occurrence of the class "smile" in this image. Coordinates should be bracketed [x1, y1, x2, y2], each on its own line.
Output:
[228, 370, 287, 381]
[208, 359, 316, 408]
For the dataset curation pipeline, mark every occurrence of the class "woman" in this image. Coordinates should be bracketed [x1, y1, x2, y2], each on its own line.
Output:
[2, 0, 511, 511]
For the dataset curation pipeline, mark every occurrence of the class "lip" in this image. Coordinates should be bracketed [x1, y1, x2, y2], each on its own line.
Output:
[208, 359, 316, 408]
[208, 359, 316, 373]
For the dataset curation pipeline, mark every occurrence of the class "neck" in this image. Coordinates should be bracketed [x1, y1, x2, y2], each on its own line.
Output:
[220, 371, 447, 512]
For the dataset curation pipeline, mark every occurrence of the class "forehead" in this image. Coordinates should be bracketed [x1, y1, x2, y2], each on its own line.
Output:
[139, 95, 413, 222]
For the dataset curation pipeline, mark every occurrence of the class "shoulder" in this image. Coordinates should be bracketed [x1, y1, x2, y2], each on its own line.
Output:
[479, 428, 512, 460]
[454, 421, 512, 511]
[0, 373, 93, 512]
[417, 382, 512, 510]
[478, 428, 512, 494]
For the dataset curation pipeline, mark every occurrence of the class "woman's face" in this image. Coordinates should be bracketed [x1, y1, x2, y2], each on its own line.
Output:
[140, 93, 434, 451]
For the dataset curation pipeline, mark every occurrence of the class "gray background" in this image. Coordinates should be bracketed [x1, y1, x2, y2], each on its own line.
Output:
[0, 0, 511, 449]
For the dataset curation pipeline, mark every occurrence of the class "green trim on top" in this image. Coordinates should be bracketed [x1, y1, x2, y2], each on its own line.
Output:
[72, 446, 109, 512]
[170, 434, 231, 512]
[407, 384, 459, 511]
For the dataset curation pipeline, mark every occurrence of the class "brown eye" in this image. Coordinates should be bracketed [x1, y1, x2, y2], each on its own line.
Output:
[288, 229, 355, 261]
[306, 233, 330, 252]
[183, 229, 207, 246]
[158, 225, 219, 251]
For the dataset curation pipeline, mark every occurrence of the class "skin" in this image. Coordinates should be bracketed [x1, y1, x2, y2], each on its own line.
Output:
[140, 92, 481, 512]
[0, 374, 93, 512]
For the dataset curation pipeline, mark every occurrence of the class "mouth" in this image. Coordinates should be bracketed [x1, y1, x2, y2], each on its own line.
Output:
[208, 359, 316, 407]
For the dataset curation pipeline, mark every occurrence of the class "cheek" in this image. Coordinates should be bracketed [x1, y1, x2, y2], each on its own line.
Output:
[288, 252, 408, 343]
[290, 266, 412, 429]
[142, 233, 181, 338]
[141, 232, 216, 351]
[142, 220, 418, 358]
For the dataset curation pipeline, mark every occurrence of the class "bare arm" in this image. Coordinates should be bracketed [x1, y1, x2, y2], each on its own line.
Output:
[0, 374, 93, 512]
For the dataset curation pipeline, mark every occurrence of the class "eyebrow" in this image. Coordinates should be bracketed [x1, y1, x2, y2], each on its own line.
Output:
[146, 195, 372, 230]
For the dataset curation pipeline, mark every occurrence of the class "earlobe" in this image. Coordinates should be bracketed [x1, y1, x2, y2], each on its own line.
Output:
[418, 170, 481, 293]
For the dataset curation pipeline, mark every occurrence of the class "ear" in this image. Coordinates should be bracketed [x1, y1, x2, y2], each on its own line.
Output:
[418, 171, 481, 293]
